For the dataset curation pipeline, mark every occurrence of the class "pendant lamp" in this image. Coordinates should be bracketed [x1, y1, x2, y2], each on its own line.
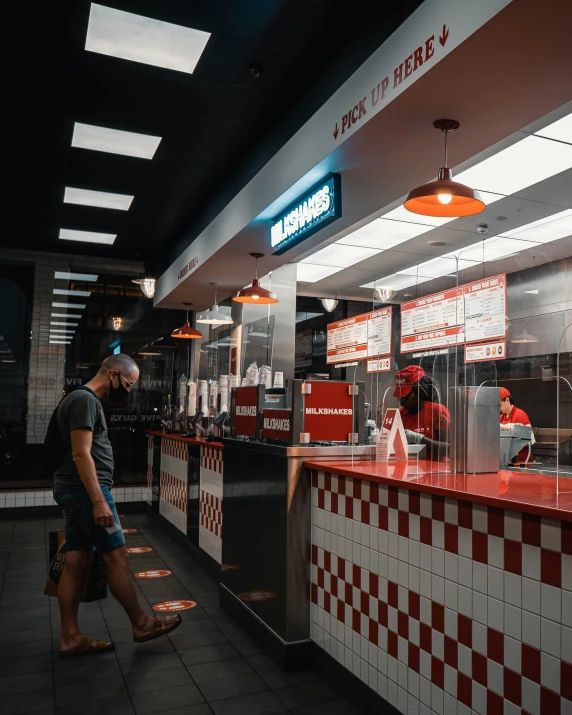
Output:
[132, 263, 156, 299]
[374, 287, 397, 303]
[197, 283, 233, 325]
[321, 298, 338, 312]
[171, 303, 202, 339]
[233, 253, 278, 304]
[404, 119, 486, 218]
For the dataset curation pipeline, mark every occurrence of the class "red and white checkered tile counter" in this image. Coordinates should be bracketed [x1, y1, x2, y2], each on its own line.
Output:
[309, 468, 571, 715]
[200, 444, 224, 565]
[146, 434, 154, 505]
[159, 437, 189, 534]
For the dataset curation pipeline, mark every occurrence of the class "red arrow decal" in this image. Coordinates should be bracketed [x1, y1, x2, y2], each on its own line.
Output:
[333, 123, 339, 140]
[439, 24, 449, 47]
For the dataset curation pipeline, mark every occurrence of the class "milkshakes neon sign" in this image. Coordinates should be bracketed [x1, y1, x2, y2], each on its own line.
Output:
[270, 173, 341, 255]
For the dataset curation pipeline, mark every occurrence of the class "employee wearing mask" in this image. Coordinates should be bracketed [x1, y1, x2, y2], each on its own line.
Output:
[499, 387, 533, 463]
[392, 365, 450, 459]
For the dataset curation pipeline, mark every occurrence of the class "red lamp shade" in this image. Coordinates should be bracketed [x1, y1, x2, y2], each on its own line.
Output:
[404, 168, 486, 218]
[171, 321, 202, 339]
[233, 278, 278, 305]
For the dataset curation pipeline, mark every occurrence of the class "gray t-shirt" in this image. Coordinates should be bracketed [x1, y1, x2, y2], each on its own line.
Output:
[53, 388, 114, 489]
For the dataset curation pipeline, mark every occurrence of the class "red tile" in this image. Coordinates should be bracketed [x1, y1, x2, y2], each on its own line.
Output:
[388, 486, 399, 509]
[504, 539, 522, 575]
[324, 473, 331, 491]
[312, 471, 318, 488]
[337, 598, 345, 623]
[352, 608, 360, 633]
[420, 623, 432, 652]
[331, 493, 338, 514]
[487, 690, 503, 715]
[387, 629, 398, 658]
[311, 544, 318, 565]
[318, 490, 325, 509]
[378, 601, 388, 627]
[458, 614, 472, 648]
[562, 661, 572, 701]
[369, 572, 379, 599]
[444, 635, 458, 669]
[541, 548, 562, 588]
[563, 522, 572, 555]
[361, 501, 370, 525]
[369, 618, 378, 645]
[337, 557, 345, 581]
[409, 491, 420, 515]
[458, 500, 473, 529]
[472, 651, 488, 687]
[457, 672, 472, 708]
[331, 575, 338, 598]
[379, 505, 388, 531]
[473, 530, 488, 564]
[431, 656, 444, 689]
[324, 592, 331, 614]
[324, 550, 331, 572]
[338, 477, 346, 495]
[345, 581, 353, 606]
[352, 564, 361, 588]
[522, 643, 541, 684]
[398, 610, 409, 639]
[408, 643, 420, 673]
[361, 590, 369, 616]
[398, 510, 409, 537]
[345, 496, 353, 520]
[432, 496, 445, 522]
[488, 506, 504, 537]
[409, 591, 420, 620]
[487, 628, 504, 665]
[388, 581, 398, 608]
[318, 567, 324, 589]
[420, 517, 433, 545]
[503, 668, 522, 707]
[432, 602, 445, 633]
[353, 479, 361, 499]
[311, 583, 318, 604]
[444, 523, 458, 554]
[522, 513, 541, 547]
[540, 686, 561, 715]
[370, 483, 380, 504]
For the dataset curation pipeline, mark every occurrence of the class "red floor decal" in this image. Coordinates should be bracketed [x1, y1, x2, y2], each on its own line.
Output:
[135, 570, 172, 579]
[153, 600, 197, 612]
[122, 528, 137, 534]
[126, 547, 152, 554]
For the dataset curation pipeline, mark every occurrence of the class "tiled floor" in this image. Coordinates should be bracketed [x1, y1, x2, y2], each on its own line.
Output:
[0, 513, 359, 715]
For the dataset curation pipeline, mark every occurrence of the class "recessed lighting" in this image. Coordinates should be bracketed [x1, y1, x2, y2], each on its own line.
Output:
[51, 321, 79, 327]
[501, 209, 572, 243]
[49, 340, 72, 345]
[338, 218, 434, 249]
[296, 264, 342, 283]
[54, 271, 98, 282]
[50, 328, 75, 334]
[51, 313, 83, 319]
[428, 241, 447, 246]
[301, 243, 381, 268]
[59, 228, 116, 245]
[72, 122, 161, 159]
[53, 288, 92, 297]
[64, 187, 133, 211]
[534, 113, 572, 144]
[52, 302, 86, 309]
[85, 3, 210, 75]
[525, 289, 539, 294]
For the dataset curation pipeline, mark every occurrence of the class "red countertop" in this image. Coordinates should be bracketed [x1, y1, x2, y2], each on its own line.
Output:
[144, 431, 223, 449]
[303, 459, 572, 522]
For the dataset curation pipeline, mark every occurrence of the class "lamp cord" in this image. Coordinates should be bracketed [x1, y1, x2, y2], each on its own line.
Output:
[443, 130, 449, 168]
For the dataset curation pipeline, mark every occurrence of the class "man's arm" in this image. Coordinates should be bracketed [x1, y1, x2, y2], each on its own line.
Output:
[71, 429, 114, 527]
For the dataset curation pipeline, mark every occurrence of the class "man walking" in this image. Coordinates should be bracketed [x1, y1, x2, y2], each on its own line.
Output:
[53, 354, 181, 656]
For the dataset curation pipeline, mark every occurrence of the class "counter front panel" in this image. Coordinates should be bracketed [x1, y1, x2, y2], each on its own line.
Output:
[310, 467, 571, 715]
[199, 444, 224, 564]
[159, 437, 188, 534]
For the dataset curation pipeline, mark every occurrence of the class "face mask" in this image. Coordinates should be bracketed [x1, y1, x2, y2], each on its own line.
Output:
[109, 375, 129, 403]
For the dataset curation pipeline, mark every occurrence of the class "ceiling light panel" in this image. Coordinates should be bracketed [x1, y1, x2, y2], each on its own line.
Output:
[501, 209, 572, 243]
[64, 187, 133, 211]
[72, 122, 161, 159]
[455, 135, 572, 197]
[296, 264, 342, 283]
[53, 288, 92, 297]
[59, 228, 116, 244]
[49, 340, 72, 345]
[51, 313, 83, 319]
[381, 206, 453, 227]
[52, 302, 86, 309]
[301, 243, 381, 268]
[54, 271, 98, 282]
[337, 218, 435, 249]
[85, 3, 211, 75]
[534, 113, 572, 144]
[51, 321, 79, 327]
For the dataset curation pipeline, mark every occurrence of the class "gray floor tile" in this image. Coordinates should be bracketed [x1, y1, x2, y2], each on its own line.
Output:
[209, 691, 286, 715]
[179, 643, 239, 666]
[232, 638, 262, 657]
[53, 659, 122, 687]
[0, 639, 53, 660]
[118, 651, 183, 676]
[0, 670, 53, 696]
[0, 655, 54, 678]
[141, 707, 212, 715]
[0, 626, 52, 646]
[55, 675, 127, 707]
[274, 681, 340, 710]
[169, 630, 228, 651]
[3, 687, 55, 714]
[187, 657, 255, 683]
[131, 683, 204, 714]
[125, 665, 194, 694]
[293, 702, 360, 715]
[56, 695, 135, 715]
[198, 673, 269, 702]
[259, 669, 322, 690]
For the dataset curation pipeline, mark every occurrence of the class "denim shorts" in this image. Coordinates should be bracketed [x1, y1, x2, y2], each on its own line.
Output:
[53, 486, 125, 553]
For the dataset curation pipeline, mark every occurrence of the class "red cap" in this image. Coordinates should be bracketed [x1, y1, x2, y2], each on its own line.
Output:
[393, 365, 425, 398]
[500, 387, 511, 400]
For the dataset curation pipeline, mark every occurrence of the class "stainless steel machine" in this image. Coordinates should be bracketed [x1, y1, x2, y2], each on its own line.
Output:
[450, 385, 500, 474]
[499, 424, 533, 468]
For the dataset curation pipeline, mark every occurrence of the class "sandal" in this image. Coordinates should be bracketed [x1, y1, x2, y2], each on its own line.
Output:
[134, 614, 182, 643]
[58, 635, 115, 657]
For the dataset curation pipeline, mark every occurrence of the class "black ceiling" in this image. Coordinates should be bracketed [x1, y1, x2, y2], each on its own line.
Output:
[8, 0, 422, 270]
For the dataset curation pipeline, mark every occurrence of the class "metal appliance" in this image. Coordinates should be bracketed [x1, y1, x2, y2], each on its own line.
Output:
[450, 386, 500, 474]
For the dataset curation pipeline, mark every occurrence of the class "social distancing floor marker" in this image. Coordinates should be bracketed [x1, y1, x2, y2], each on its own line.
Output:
[126, 547, 152, 554]
[222, 563, 240, 571]
[153, 600, 197, 612]
[135, 570, 172, 579]
[238, 591, 277, 602]
[118, 514, 126, 518]
[122, 528, 137, 534]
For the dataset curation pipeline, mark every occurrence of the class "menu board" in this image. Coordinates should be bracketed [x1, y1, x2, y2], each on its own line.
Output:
[295, 329, 313, 368]
[400, 274, 506, 353]
[327, 308, 391, 364]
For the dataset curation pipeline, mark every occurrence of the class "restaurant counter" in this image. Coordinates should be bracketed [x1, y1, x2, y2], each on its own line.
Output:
[302, 458, 571, 714]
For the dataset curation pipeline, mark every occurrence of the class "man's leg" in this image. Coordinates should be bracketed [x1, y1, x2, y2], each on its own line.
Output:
[57, 550, 93, 650]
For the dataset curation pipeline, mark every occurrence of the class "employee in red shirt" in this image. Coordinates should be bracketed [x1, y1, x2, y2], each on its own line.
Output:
[499, 387, 532, 463]
[393, 365, 450, 459]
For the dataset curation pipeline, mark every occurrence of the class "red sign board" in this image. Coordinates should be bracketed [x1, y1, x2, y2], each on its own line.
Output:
[262, 409, 292, 441]
[304, 381, 353, 441]
[233, 386, 259, 436]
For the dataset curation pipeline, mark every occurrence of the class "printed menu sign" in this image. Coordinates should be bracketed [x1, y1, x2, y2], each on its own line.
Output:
[327, 307, 392, 364]
[465, 341, 506, 363]
[295, 329, 313, 368]
[400, 274, 506, 353]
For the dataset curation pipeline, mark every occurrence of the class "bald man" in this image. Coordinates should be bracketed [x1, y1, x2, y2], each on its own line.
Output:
[53, 354, 181, 657]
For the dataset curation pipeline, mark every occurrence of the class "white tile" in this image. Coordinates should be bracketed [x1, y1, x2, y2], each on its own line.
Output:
[420, 543, 432, 572]
[444, 498, 458, 525]
[563, 554, 572, 591]
[471, 680, 487, 715]
[472, 504, 488, 533]
[541, 651, 560, 693]
[432, 630, 444, 660]
[419, 651, 431, 681]
[472, 621, 487, 655]
[432, 547, 445, 577]
[431, 684, 444, 715]
[408, 693, 420, 715]
[488, 535, 504, 569]
[504, 572, 522, 608]
[420, 596, 431, 625]
[457, 527, 472, 559]
[432, 575, 445, 605]
[522, 610, 541, 649]
[522, 544, 541, 581]
[521, 677, 540, 715]
[488, 597, 504, 633]
[487, 659, 504, 696]
[420, 569, 432, 599]
[563, 589, 572, 628]
[410, 618, 420, 646]
[473, 562, 487, 594]
[419, 675, 431, 707]
[457, 585, 472, 618]
[541, 518, 561, 552]
[409, 565, 420, 594]
[504, 603, 522, 641]
[522, 576, 541, 615]
[388, 556, 398, 583]
[504, 634, 521, 674]
[541, 583, 561, 622]
[504, 511, 522, 542]
[409, 539, 420, 567]
[457, 556, 472, 588]
[540, 616, 561, 657]
[563, 625, 572, 662]
[458, 644, 472, 677]
[444, 581, 457, 612]
[503, 700, 521, 715]
[444, 552, 458, 583]
[488, 566, 504, 600]
[473, 590, 488, 625]
[420, 493, 432, 517]
[432, 521, 444, 550]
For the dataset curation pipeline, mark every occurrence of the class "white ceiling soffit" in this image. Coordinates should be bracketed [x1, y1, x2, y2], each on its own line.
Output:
[86, 3, 211, 75]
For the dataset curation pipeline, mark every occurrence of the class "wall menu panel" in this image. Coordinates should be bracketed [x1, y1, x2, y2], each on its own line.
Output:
[400, 274, 506, 353]
[327, 308, 391, 364]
